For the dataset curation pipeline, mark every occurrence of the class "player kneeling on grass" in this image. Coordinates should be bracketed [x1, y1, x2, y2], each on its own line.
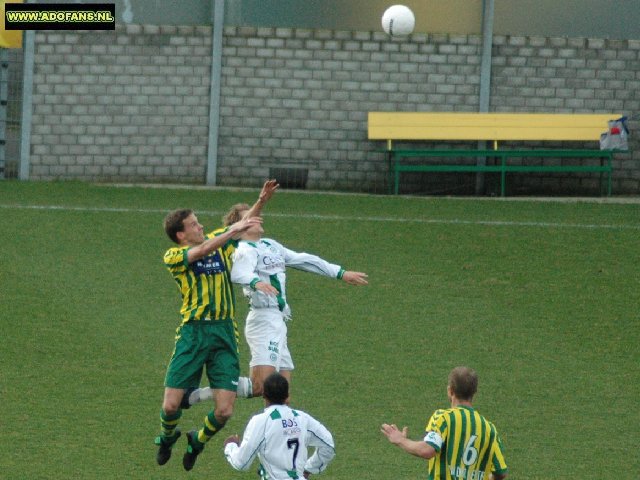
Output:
[186, 208, 368, 405]
[381, 366, 508, 480]
[223, 372, 335, 479]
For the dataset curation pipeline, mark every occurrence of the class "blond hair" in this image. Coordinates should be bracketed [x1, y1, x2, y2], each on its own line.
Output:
[223, 203, 250, 226]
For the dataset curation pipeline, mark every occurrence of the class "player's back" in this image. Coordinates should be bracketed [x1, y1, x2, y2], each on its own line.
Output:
[225, 402, 335, 478]
[425, 406, 507, 480]
[258, 405, 311, 480]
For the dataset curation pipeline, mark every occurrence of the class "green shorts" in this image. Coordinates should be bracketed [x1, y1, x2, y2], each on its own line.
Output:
[164, 318, 240, 391]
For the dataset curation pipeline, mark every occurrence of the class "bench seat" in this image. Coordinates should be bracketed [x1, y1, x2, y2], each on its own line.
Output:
[368, 112, 622, 196]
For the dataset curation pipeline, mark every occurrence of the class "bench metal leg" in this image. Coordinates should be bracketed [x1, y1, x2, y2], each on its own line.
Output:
[387, 151, 394, 195]
[601, 155, 612, 196]
[500, 158, 506, 197]
[599, 167, 603, 196]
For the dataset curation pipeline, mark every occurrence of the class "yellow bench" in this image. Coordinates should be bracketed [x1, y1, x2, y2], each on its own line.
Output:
[368, 112, 622, 196]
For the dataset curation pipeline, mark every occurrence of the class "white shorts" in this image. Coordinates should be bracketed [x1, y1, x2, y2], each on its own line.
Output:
[244, 308, 294, 371]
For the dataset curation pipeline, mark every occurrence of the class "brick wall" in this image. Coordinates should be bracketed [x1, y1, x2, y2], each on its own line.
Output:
[490, 35, 639, 195]
[30, 25, 212, 182]
[28, 24, 640, 195]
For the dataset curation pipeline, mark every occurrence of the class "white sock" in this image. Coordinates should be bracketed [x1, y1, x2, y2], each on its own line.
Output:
[189, 386, 213, 405]
[237, 376, 253, 398]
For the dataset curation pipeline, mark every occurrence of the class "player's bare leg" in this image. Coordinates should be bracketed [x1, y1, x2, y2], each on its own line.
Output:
[187, 375, 252, 404]
[183, 389, 236, 471]
[250, 365, 277, 397]
[187, 367, 290, 404]
[155, 387, 186, 465]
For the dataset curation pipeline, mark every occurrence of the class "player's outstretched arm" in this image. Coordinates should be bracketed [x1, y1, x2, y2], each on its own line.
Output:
[244, 179, 279, 219]
[281, 245, 367, 286]
[381, 423, 435, 460]
[187, 217, 262, 262]
[342, 271, 368, 286]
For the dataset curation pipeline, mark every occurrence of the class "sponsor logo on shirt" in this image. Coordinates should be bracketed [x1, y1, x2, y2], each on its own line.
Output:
[281, 418, 301, 436]
[261, 246, 285, 271]
[192, 251, 226, 275]
[449, 466, 485, 479]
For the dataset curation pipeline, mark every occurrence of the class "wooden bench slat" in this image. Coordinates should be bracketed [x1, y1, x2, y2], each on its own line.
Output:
[368, 112, 621, 141]
[370, 126, 613, 141]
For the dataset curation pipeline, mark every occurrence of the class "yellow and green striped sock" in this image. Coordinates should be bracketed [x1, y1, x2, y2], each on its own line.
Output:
[160, 410, 182, 441]
[196, 411, 225, 446]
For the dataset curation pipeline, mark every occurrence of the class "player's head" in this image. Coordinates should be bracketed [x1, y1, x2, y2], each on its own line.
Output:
[263, 372, 289, 405]
[447, 366, 478, 402]
[223, 203, 250, 226]
[164, 208, 195, 244]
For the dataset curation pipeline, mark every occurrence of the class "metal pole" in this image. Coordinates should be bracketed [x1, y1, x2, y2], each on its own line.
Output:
[206, 0, 225, 185]
[19, 30, 35, 180]
[475, 0, 494, 194]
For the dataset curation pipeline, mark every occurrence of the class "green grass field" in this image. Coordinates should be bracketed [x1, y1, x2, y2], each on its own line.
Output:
[1, 180, 639, 479]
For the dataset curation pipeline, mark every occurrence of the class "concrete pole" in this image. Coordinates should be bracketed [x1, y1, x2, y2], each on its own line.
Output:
[0, 49, 8, 178]
[206, 0, 225, 185]
[19, 30, 35, 180]
[475, 0, 494, 194]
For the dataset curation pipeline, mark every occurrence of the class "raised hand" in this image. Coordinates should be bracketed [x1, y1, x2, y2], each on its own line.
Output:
[259, 179, 279, 203]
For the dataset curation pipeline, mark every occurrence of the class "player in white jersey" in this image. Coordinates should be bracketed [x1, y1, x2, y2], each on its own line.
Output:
[224, 373, 335, 480]
[232, 218, 368, 397]
[187, 210, 368, 402]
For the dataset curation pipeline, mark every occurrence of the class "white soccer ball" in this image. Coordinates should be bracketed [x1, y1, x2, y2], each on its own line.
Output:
[381, 5, 415, 37]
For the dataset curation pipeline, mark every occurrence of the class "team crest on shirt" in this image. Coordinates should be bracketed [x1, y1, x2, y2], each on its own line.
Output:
[191, 251, 226, 275]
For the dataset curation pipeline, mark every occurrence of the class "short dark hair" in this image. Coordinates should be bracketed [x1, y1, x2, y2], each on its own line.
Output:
[448, 366, 478, 401]
[164, 209, 193, 244]
[223, 203, 250, 226]
[263, 372, 289, 404]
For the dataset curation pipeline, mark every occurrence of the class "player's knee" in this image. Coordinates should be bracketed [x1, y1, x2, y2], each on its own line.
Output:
[214, 404, 234, 422]
[162, 399, 181, 416]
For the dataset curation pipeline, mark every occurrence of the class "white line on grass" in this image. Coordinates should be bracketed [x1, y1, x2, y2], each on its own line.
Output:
[1, 203, 639, 230]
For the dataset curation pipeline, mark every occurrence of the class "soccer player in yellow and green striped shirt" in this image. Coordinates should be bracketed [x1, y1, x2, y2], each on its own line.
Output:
[154, 180, 278, 471]
[382, 366, 508, 480]
[164, 224, 238, 324]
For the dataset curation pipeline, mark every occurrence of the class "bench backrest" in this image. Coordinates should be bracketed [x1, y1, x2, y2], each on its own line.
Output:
[368, 112, 621, 144]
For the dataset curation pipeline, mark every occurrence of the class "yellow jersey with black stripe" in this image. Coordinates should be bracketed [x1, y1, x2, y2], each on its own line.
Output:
[164, 228, 238, 324]
[423, 406, 507, 480]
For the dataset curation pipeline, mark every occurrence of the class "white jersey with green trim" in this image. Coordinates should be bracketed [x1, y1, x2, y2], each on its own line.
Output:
[224, 404, 335, 480]
[230, 238, 342, 317]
